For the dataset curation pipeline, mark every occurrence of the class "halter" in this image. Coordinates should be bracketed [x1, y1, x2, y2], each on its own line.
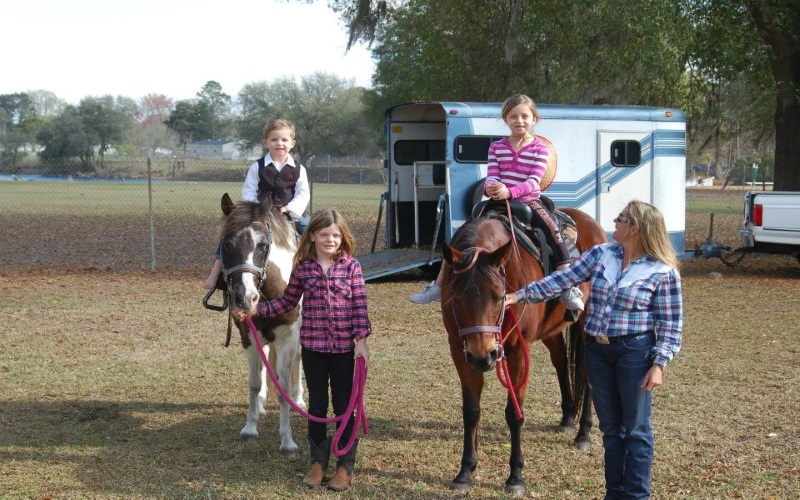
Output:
[450, 246, 507, 361]
[221, 221, 273, 290]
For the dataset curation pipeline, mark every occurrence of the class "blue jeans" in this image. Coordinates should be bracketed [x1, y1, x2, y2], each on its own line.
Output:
[585, 332, 655, 500]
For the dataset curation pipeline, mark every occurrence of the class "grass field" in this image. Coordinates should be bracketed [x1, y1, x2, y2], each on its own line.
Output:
[1, 255, 798, 498]
[0, 181, 798, 498]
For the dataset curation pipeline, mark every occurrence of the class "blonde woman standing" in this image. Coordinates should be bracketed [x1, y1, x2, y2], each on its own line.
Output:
[505, 200, 683, 499]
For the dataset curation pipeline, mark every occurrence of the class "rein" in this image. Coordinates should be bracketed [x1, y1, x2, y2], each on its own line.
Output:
[244, 317, 369, 456]
[496, 307, 529, 419]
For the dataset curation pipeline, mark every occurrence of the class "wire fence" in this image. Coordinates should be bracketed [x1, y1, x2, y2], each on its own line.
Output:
[0, 156, 763, 272]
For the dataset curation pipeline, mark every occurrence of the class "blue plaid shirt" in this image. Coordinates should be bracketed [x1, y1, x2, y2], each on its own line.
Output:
[516, 243, 682, 368]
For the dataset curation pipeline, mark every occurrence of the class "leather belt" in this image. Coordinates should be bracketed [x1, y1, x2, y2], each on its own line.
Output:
[591, 330, 654, 345]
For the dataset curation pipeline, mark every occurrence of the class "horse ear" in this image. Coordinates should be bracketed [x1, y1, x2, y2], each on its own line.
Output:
[442, 242, 463, 266]
[487, 240, 514, 268]
[221, 193, 234, 216]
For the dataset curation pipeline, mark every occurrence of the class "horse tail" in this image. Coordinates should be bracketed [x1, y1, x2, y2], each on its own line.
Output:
[565, 321, 588, 417]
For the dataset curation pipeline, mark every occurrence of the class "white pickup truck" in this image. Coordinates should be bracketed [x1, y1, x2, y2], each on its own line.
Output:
[738, 191, 800, 261]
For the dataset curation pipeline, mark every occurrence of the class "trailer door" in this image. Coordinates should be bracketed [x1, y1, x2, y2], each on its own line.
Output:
[596, 131, 651, 232]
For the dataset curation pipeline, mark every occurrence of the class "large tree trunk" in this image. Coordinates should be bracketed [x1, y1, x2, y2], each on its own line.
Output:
[773, 87, 800, 190]
[751, 1, 800, 191]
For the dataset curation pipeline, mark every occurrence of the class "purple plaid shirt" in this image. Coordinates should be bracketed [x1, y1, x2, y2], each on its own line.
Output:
[516, 243, 683, 368]
[258, 252, 371, 353]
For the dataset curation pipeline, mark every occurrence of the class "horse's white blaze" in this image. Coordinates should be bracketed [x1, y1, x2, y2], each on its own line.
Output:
[240, 227, 262, 311]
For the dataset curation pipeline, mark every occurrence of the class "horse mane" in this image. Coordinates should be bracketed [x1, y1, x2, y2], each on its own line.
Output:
[220, 200, 296, 250]
[448, 217, 508, 302]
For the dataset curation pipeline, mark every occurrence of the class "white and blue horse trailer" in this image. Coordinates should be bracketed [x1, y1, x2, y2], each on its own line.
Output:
[358, 101, 687, 280]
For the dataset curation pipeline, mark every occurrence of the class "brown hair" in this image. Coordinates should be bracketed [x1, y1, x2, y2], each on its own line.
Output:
[293, 208, 356, 267]
[625, 200, 679, 269]
[263, 118, 296, 141]
[501, 94, 539, 122]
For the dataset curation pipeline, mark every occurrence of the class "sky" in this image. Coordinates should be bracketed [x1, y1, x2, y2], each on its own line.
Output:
[2, 0, 376, 105]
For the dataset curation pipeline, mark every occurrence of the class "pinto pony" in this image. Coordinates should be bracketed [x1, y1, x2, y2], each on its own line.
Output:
[216, 193, 305, 460]
[442, 206, 607, 495]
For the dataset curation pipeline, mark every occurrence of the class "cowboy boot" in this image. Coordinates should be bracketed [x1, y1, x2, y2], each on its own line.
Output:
[327, 439, 358, 492]
[303, 436, 331, 488]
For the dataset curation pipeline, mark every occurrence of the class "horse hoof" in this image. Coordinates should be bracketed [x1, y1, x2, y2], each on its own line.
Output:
[449, 481, 472, 494]
[574, 440, 592, 452]
[505, 483, 526, 497]
[239, 433, 258, 442]
[281, 447, 300, 461]
[556, 423, 575, 434]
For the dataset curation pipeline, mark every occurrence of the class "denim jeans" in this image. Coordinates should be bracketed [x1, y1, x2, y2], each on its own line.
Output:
[585, 332, 656, 500]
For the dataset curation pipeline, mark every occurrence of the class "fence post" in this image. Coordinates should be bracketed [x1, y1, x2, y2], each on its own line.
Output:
[148, 157, 156, 270]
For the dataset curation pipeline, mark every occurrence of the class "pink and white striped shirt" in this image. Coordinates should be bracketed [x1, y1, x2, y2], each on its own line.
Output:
[485, 137, 550, 203]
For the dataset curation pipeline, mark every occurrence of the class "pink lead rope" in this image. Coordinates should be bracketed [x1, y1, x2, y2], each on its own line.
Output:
[244, 317, 369, 456]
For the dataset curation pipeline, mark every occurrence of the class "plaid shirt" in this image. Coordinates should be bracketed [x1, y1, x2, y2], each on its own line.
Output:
[516, 243, 683, 368]
[258, 252, 371, 353]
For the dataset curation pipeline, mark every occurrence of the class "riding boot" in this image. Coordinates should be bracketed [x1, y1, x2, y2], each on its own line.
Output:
[303, 436, 331, 488]
[327, 439, 358, 492]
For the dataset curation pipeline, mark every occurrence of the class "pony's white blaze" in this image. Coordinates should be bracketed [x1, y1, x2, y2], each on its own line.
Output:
[240, 227, 262, 311]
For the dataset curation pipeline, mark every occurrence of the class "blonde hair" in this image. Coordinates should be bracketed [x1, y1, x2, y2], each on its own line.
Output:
[263, 118, 296, 140]
[501, 94, 540, 122]
[294, 208, 356, 267]
[625, 200, 679, 269]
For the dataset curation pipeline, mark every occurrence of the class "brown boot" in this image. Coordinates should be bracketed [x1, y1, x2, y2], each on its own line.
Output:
[327, 439, 358, 492]
[326, 465, 352, 492]
[303, 436, 330, 488]
[303, 462, 325, 488]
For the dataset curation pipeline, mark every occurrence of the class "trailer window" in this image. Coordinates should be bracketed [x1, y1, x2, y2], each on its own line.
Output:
[610, 140, 641, 167]
[393, 140, 445, 165]
[454, 136, 505, 162]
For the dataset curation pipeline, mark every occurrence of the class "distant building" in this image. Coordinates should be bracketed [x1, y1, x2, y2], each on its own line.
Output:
[187, 139, 261, 160]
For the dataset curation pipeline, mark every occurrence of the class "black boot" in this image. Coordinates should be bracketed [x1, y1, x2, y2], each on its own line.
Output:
[303, 436, 331, 488]
[327, 439, 358, 492]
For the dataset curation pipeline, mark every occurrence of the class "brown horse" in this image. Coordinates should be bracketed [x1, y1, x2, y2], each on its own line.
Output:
[442, 205, 608, 495]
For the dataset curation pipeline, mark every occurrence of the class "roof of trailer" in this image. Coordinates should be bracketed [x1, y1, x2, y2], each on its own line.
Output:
[386, 101, 686, 122]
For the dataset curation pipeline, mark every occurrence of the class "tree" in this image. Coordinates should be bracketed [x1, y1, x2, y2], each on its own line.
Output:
[164, 100, 199, 151]
[236, 81, 284, 151]
[196, 80, 232, 140]
[26, 90, 66, 118]
[0, 93, 37, 167]
[139, 93, 173, 125]
[78, 96, 133, 169]
[37, 105, 93, 168]
[331, 0, 800, 191]
[235, 73, 379, 158]
[748, 0, 800, 190]
[133, 94, 177, 156]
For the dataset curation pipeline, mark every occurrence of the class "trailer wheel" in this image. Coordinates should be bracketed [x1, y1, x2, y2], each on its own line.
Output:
[719, 248, 747, 267]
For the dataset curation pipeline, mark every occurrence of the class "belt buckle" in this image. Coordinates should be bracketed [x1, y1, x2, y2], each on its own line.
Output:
[595, 335, 610, 344]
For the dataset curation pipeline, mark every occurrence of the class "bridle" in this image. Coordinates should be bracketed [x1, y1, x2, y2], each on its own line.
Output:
[219, 221, 273, 347]
[449, 246, 507, 362]
[221, 221, 273, 291]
